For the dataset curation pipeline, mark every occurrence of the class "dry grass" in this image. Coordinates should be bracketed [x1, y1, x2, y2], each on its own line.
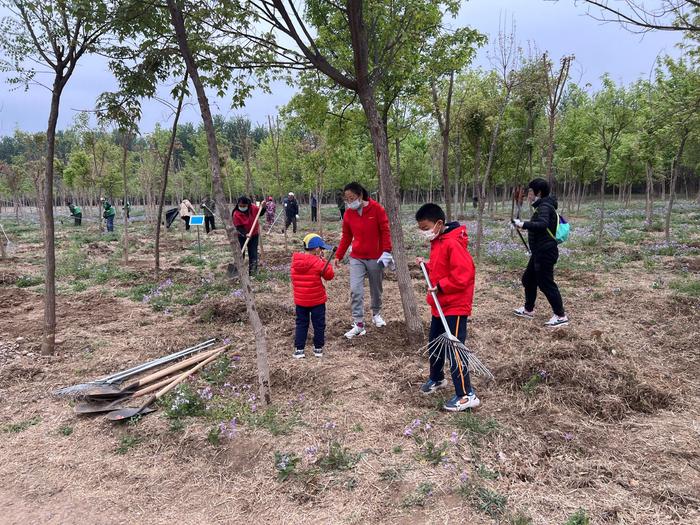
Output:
[0, 214, 699, 525]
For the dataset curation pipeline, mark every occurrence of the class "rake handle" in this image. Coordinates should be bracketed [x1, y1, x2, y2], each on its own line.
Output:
[320, 247, 337, 278]
[419, 262, 455, 339]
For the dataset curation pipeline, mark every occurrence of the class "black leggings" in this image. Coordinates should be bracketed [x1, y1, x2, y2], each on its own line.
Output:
[522, 250, 564, 316]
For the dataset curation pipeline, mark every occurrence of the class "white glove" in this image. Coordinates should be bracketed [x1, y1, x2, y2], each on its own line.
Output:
[513, 219, 524, 228]
[296, 214, 299, 219]
[377, 251, 395, 271]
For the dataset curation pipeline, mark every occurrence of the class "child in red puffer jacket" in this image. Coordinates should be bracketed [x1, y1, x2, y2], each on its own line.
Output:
[290, 234, 335, 359]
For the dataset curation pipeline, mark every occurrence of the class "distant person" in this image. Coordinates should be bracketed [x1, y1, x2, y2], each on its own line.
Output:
[472, 195, 478, 209]
[232, 196, 260, 275]
[513, 178, 569, 327]
[336, 191, 346, 220]
[103, 200, 116, 232]
[414, 203, 480, 412]
[335, 182, 392, 339]
[179, 198, 195, 231]
[284, 192, 299, 233]
[68, 203, 82, 226]
[265, 196, 277, 227]
[513, 186, 525, 218]
[123, 201, 131, 220]
[290, 233, 335, 359]
[311, 194, 318, 222]
[201, 197, 216, 233]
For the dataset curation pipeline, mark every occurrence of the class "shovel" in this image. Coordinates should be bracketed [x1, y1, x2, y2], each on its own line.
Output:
[76, 345, 227, 399]
[74, 374, 185, 414]
[105, 347, 226, 421]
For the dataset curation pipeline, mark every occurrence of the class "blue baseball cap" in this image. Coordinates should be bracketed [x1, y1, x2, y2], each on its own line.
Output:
[303, 233, 332, 250]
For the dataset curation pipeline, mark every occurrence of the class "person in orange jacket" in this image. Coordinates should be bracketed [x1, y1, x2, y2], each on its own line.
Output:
[291, 234, 335, 359]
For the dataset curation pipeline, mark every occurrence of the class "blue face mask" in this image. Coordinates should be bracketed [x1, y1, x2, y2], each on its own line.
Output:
[239, 206, 248, 212]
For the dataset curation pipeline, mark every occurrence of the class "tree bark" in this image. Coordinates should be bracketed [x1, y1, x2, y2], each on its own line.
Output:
[598, 149, 611, 240]
[121, 134, 130, 263]
[168, 0, 271, 405]
[41, 78, 63, 355]
[155, 74, 187, 278]
[430, 71, 454, 220]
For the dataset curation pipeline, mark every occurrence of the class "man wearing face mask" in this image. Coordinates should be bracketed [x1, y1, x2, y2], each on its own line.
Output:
[284, 192, 299, 233]
[512, 178, 568, 327]
[335, 181, 392, 338]
[232, 196, 261, 275]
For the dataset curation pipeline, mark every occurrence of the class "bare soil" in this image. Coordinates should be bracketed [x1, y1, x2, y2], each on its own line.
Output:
[0, 219, 699, 525]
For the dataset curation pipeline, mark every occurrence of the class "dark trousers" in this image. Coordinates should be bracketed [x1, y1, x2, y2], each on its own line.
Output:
[182, 216, 191, 231]
[238, 234, 259, 275]
[429, 315, 473, 398]
[73, 214, 82, 226]
[106, 216, 114, 232]
[522, 250, 564, 316]
[339, 208, 345, 219]
[295, 304, 326, 350]
[311, 206, 318, 222]
[204, 215, 215, 233]
[284, 215, 297, 233]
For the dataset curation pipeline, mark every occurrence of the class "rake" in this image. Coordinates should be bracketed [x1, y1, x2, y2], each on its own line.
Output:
[418, 262, 493, 380]
[0, 223, 16, 257]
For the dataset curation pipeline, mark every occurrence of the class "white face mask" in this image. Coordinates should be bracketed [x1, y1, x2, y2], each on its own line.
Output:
[420, 223, 441, 242]
[239, 206, 248, 212]
[347, 199, 361, 210]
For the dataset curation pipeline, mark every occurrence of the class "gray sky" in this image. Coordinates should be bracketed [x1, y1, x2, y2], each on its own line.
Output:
[0, 0, 683, 136]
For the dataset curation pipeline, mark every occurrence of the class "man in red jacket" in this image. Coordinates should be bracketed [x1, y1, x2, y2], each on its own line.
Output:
[335, 182, 393, 339]
[291, 234, 335, 359]
[232, 196, 261, 276]
[415, 203, 480, 412]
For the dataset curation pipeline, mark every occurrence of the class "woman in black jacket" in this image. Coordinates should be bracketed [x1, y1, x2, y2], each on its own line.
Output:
[513, 178, 569, 327]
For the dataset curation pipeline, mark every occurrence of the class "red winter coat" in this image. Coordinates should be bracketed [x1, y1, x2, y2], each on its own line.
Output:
[424, 223, 475, 317]
[291, 252, 335, 307]
[232, 204, 261, 236]
[336, 199, 392, 260]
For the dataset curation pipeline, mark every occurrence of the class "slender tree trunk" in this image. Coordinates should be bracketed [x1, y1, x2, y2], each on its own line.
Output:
[168, 0, 271, 405]
[155, 74, 187, 278]
[598, 150, 611, 240]
[431, 72, 454, 220]
[665, 132, 688, 243]
[122, 135, 130, 263]
[41, 79, 63, 355]
[243, 135, 253, 195]
[546, 113, 556, 187]
[475, 91, 510, 259]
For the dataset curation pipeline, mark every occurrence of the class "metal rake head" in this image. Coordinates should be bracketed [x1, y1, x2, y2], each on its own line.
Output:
[419, 334, 494, 380]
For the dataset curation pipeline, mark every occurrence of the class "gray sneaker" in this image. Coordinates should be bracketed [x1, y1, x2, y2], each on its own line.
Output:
[420, 378, 449, 395]
[293, 348, 305, 359]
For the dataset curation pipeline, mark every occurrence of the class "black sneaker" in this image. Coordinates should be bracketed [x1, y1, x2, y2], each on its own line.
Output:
[293, 348, 305, 359]
[313, 347, 323, 358]
[420, 378, 448, 395]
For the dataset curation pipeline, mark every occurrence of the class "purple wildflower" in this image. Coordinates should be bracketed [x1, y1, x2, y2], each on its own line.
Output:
[218, 418, 237, 439]
[198, 386, 213, 401]
[563, 432, 574, 442]
[324, 421, 337, 430]
[450, 431, 459, 444]
[403, 418, 422, 437]
[459, 470, 469, 483]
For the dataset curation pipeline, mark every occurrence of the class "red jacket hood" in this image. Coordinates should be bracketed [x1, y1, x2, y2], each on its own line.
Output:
[432, 222, 469, 249]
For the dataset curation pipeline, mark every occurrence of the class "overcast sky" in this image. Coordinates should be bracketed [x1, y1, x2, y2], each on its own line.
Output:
[0, 0, 684, 136]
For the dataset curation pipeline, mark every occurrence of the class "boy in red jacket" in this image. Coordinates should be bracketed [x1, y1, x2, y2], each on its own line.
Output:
[291, 234, 335, 359]
[415, 203, 480, 412]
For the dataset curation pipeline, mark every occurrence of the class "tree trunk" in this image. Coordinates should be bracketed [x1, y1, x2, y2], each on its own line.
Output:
[155, 75, 187, 278]
[598, 150, 611, 240]
[243, 135, 253, 195]
[475, 91, 510, 259]
[546, 113, 556, 188]
[431, 72, 454, 220]
[41, 79, 63, 356]
[665, 132, 688, 243]
[168, 0, 271, 405]
[122, 134, 130, 263]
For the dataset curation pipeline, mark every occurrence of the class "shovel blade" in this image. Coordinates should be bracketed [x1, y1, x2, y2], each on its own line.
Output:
[74, 398, 130, 414]
[78, 384, 127, 398]
[105, 406, 155, 421]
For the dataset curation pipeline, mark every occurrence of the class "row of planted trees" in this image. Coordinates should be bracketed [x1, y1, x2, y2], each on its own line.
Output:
[0, 0, 698, 405]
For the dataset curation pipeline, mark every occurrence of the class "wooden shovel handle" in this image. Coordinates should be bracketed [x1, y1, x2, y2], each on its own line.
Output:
[240, 205, 265, 254]
[154, 348, 226, 400]
[130, 353, 240, 398]
[124, 345, 225, 390]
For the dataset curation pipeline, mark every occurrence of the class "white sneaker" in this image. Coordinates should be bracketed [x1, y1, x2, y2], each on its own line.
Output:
[344, 323, 367, 339]
[513, 306, 534, 319]
[545, 315, 569, 327]
[372, 314, 387, 327]
[444, 393, 481, 412]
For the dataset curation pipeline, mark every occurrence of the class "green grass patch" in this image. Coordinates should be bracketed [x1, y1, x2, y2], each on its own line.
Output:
[454, 412, 499, 445]
[2, 416, 40, 433]
[564, 509, 591, 525]
[459, 482, 508, 519]
[16, 275, 44, 288]
[115, 434, 142, 455]
[669, 277, 700, 297]
[58, 425, 73, 436]
[316, 441, 361, 472]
